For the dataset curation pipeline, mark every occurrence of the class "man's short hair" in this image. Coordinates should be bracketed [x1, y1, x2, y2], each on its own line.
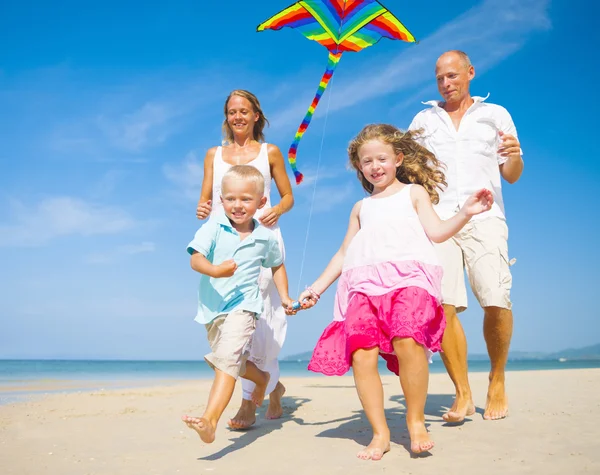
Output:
[222, 164, 265, 195]
[447, 50, 472, 68]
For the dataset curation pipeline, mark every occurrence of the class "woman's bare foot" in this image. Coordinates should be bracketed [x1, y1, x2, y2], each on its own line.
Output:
[407, 420, 434, 454]
[443, 395, 476, 423]
[251, 372, 270, 407]
[181, 415, 216, 444]
[265, 382, 286, 420]
[484, 378, 508, 420]
[356, 434, 390, 461]
[227, 399, 257, 430]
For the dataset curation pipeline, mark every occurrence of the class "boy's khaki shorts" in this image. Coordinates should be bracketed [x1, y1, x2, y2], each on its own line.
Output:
[204, 309, 257, 379]
[434, 217, 514, 313]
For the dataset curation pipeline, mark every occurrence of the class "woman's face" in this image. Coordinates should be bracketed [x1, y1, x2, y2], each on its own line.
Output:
[226, 95, 259, 139]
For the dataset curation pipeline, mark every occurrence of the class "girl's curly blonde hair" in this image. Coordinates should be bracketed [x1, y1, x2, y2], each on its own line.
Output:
[348, 124, 447, 204]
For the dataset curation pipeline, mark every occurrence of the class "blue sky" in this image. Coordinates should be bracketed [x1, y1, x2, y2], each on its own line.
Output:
[1, 0, 598, 360]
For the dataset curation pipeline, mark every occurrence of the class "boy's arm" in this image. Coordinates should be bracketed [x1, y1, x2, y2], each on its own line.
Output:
[272, 263, 292, 308]
[190, 251, 236, 278]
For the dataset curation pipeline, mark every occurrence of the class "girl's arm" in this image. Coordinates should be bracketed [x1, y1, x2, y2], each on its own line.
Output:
[299, 202, 362, 306]
[412, 185, 493, 243]
[260, 144, 294, 227]
[196, 147, 217, 220]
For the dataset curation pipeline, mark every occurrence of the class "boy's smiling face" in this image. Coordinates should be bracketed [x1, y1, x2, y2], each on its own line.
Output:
[220, 177, 266, 227]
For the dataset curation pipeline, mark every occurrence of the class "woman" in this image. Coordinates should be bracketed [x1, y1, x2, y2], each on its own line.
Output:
[196, 90, 294, 429]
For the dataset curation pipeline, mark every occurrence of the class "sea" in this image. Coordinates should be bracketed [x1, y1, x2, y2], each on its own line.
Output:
[1, 358, 599, 405]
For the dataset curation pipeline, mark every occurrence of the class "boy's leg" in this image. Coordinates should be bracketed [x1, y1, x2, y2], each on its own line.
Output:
[182, 368, 236, 443]
[352, 347, 390, 461]
[392, 337, 434, 454]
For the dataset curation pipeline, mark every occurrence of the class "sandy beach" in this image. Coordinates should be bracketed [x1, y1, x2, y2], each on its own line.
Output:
[1, 369, 599, 475]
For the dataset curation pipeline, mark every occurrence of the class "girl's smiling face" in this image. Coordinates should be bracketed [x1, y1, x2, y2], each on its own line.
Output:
[358, 139, 403, 189]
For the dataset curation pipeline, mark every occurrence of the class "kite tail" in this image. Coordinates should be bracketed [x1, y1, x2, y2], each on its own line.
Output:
[288, 51, 343, 184]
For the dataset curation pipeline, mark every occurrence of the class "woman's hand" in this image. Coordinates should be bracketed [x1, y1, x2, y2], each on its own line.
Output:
[259, 206, 281, 227]
[196, 200, 212, 220]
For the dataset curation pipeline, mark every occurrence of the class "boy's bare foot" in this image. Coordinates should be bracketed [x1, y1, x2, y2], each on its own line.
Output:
[442, 396, 476, 422]
[251, 372, 270, 407]
[484, 378, 508, 420]
[227, 399, 256, 430]
[265, 382, 286, 420]
[181, 415, 216, 444]
[356, 434, 390, 461]
[407, 420, 434, 454]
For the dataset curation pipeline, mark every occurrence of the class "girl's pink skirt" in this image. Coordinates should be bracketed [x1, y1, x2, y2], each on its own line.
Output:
[307, 286, 446, 376]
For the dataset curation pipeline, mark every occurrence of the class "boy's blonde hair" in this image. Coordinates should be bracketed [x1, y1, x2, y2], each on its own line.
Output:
[348, 124, 447, 204]
[221, 165, 265, 195]
[222, 90, 269, 145]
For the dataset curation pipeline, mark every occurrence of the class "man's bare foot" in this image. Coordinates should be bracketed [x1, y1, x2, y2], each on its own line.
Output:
[227, 399, 257, 430]
[443, 395, 476, 422]
[251, 372, 270, 407]
[484, 378, 508, 420]
[407, 420, 434, 454]
[181, 415, 216, 444]
[265, 382, 286, 420]
[356, 434, 390, 461]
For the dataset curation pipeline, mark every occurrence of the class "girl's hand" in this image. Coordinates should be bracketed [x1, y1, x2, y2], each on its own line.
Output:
[196, 200, 212, 220]
[461, 189, 494, 217]
[213, 259, 237, 278]
[259, 206, 281, 227]
[298, 290, 318, 309]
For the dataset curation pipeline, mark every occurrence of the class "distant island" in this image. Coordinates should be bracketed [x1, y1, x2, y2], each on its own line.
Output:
[281, 343, 600, 362]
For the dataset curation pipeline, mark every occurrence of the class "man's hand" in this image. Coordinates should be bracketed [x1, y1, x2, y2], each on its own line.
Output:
[498, 131, 521, 162]
[213, 259, 237, 278]
[196, 200, 212, 220]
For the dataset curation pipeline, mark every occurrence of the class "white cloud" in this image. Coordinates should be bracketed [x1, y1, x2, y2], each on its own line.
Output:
[162, 150, 204, 202]
[0, 196, 137, 247]
[85, 241, 156, 265]
[269, 0, 551, 128]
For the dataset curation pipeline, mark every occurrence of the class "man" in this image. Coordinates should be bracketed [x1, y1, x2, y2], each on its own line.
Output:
[409, 50, 523, 422]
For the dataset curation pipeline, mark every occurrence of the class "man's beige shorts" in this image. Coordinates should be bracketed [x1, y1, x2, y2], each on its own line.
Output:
[434, 217, 513, 313]
[204, 309, 257, 379]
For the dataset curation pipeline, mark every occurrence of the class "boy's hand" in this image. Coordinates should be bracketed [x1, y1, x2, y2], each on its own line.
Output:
[281, 297, 297, 316]
[196, 200, 212, 220]
[213, 259, 237, 278]
[461, 189, 494, 217]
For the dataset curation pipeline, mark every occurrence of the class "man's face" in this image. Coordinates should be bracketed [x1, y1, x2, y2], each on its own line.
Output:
[220, 177, 266, 226]
[435, 53, 474, 104]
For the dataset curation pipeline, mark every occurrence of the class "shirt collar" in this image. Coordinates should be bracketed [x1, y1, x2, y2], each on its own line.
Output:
[215, 211, 268, 239]
[422, 93, 491, 109]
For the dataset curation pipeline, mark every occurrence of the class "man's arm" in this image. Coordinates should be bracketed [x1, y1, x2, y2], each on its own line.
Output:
[497, 108, 524, 184]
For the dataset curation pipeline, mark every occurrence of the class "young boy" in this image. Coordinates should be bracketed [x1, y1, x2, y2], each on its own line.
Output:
[182, 164, 293, 444]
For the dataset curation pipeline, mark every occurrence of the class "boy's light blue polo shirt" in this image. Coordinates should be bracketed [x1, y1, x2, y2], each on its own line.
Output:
[187, 212, 283, 324]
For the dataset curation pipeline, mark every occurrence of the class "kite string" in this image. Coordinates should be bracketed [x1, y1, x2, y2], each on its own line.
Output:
[295, 73, 336, 298]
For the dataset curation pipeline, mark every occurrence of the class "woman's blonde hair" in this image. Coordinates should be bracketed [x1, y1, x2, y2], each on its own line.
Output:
[222, 90, 269, 145]
[348, 124, 447, 204]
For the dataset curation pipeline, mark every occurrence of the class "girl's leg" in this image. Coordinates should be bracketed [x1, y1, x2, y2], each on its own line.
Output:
[392, 337, 434, 453]
[352, 347, 391, 461]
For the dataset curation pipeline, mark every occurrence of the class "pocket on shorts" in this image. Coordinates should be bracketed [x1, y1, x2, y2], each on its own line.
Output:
[498, 248, 513, 289]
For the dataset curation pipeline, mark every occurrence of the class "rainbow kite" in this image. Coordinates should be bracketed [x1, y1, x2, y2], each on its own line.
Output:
[258, 0, 417, 184]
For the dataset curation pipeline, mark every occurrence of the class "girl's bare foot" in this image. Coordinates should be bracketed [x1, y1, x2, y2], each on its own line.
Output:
[251, 373, 270, 407]
[356, 434, 390, 461]
[227, 399, 256, 430]
[181, 415, 216, 444]
[407, 420, 434, 454]
[265, 382, 286, 420]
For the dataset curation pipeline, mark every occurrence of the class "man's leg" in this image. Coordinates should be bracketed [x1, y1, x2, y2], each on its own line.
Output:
[440, 304, 475, 422]
[434, 235, 474, 422]
[483, 306, 512, 420]
[462, 218, 513, 421]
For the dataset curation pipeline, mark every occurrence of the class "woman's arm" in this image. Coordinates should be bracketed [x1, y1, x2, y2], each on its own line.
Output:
[260, 144, 294, 227]
[196, 147, 217, 220]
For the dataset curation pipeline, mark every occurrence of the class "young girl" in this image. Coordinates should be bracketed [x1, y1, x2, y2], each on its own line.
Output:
[297, 124, 493, 460]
